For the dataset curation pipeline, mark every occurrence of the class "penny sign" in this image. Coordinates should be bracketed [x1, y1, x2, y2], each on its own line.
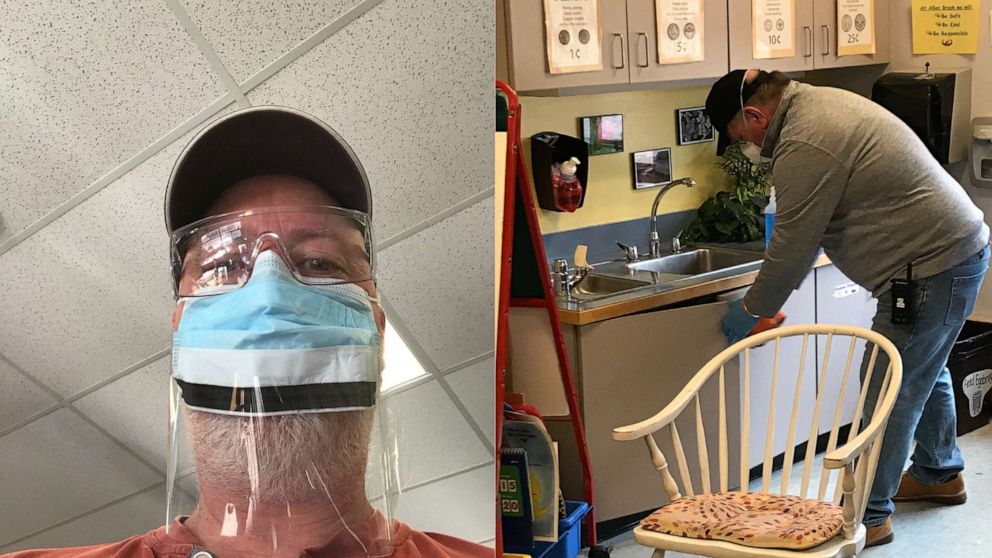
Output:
[544, 0, 604, 74]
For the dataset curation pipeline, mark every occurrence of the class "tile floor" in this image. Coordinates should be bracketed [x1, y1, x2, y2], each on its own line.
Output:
[596, 424, 992, 558]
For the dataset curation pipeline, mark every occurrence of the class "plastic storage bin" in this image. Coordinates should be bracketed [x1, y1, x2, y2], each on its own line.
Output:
[505, 501, 591, 558]
[948, 321, 992, 435]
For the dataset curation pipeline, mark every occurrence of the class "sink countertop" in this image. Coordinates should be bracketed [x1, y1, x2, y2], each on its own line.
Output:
[557, 252, 833, 326]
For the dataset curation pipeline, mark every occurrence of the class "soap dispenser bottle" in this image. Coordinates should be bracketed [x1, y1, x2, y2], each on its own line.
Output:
[552, 157, 583, 212]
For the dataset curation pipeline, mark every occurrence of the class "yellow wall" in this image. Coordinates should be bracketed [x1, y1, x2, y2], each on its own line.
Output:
[520, 86, 731, 234]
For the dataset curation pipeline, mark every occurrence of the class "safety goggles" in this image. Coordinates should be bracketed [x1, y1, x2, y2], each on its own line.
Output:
[170, 206, 375, 297]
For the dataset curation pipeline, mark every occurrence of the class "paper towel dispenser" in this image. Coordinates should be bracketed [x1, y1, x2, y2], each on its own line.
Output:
[871, 69, 973, 164]
[973, 117, 992, 188]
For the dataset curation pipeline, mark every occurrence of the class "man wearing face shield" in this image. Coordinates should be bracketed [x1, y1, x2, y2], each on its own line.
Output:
[704, 69, 989, 547]
[2, 107, 490, 558]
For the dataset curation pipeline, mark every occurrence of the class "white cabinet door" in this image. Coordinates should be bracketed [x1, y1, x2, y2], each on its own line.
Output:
[728, 0, 815, 73]
[815, 264, 878, 435]
[740, 271, 819, 471]
[626, 0, 730, 83]
[502, 0, 631, 92]
[812, 0, 890, 69]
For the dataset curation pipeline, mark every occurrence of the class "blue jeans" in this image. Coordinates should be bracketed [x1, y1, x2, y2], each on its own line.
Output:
[861, 245, 990, 527]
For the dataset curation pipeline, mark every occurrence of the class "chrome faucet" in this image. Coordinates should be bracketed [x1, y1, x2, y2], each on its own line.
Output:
[649, 178, 696, 258]
[551, 258, 591, 299]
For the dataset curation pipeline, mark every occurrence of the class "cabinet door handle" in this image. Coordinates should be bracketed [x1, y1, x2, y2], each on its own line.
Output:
[821, 25, 830, 56]
[803, 26, 812, 57]
[637, 32, 649, 67]
[613, 33, 626, 69]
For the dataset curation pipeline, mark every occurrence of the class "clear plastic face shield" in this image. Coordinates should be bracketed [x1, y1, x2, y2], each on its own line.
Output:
[166, 206, 402, 557]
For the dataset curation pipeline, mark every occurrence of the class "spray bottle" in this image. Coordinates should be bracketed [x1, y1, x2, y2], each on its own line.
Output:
[764, 186, 776, 247]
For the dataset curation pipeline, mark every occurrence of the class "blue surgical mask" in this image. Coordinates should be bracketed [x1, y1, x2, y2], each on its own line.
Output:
[171, 250, 382, 415]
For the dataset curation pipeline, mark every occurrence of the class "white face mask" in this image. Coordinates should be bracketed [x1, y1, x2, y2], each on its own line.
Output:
[740, 141, 764, 164]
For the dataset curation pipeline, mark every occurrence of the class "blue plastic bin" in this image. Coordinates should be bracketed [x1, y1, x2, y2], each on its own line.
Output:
[505, 501, 591, 558]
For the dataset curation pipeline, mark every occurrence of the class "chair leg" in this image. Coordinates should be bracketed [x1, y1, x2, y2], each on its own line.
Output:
[651, 550, 666, 558]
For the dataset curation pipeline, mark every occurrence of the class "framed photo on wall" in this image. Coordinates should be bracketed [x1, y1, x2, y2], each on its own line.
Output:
[632, 148, 672, 190]
[579, 113, 624, 155]
[677, 106, 715, 145]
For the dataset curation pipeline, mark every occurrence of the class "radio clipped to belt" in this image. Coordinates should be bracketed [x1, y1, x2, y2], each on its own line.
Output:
[891, 263, 915, 325]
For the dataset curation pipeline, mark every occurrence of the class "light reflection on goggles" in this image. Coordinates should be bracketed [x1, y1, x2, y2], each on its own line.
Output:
[170, 206, 374, 297]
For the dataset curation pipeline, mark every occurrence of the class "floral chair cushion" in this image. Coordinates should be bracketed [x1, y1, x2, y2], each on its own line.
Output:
[639, 491, 844, 550]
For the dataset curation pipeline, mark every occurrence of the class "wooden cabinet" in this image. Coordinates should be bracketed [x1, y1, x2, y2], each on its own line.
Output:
[499, 0, 729, 93]
[499, 0, 631, 92]
[815, 264, 878, 435]
[729, 0, 889, 73]
[625, 0, 730, 83]
[499, 0, 890, 94]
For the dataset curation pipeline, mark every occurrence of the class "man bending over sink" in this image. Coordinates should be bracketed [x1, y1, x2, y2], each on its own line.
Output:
[705, 68, 989, 548]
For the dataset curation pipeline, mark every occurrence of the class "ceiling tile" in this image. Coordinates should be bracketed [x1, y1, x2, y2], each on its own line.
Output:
[72, 356, 194, 474]
[394, 463, 494, 544]
[377, 198, 494, 371]
[176, 0, 363, 84]
[0, 132, 198, 397]
[0, 408, 162, 546]
[0, 484, 166, 553]
[381, 379, 491, 490]
[444, 357, 494, 446]
[0, 357, 58, 433]
[0, 0, 227, 243]
[246, 0, 494, 240]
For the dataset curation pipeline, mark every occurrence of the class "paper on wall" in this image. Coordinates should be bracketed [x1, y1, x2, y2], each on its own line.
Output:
[752, 0, 796, 59]
[544, 0, 604, 74]
[912, 0, 980, 54]
[837, 0, 876, 56]
[656, 0, 705, 64]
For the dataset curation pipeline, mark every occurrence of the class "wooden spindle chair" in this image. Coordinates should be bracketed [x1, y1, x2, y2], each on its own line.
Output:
[613, 324, 903, 558]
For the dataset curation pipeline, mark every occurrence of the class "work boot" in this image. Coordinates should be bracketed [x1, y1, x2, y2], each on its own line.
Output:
[893, 472, 967, 505]
[864, 518, 894, 548]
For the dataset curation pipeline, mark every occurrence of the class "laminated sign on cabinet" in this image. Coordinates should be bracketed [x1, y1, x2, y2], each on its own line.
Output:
[836, 0, 877, 56]
[655, 0, 705, 64]
[752, 0, 797, 59]
[544, 0, 604, 73]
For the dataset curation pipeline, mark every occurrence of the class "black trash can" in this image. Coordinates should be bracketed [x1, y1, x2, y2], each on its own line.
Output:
[947, 321, 992, 435]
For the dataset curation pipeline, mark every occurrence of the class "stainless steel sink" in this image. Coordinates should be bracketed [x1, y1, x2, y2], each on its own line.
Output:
[570, 273, 651, 301]
[627, 248, 760, 275]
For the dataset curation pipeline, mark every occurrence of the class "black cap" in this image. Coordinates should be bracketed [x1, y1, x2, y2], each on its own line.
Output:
[165, 106, 371, 234]
[705, 69, 773, 155]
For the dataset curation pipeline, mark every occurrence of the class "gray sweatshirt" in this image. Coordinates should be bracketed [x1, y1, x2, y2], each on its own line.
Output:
[745, 81, 989, 317]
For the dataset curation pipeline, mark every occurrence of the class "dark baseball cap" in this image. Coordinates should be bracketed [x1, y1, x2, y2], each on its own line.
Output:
[165, 106, 371, 234]
[705, 69, 773, 155]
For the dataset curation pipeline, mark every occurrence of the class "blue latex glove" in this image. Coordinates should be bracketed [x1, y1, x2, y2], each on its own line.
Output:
[723, 300, 760, 344]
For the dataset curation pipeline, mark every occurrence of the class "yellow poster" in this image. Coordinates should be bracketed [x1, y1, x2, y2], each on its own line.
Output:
[752, 0, 796, 59]
[656, 0, 705, 64]
[544, 0, 604, 74]
[912, 0, 980, 54]
[837, 0, 876, 56]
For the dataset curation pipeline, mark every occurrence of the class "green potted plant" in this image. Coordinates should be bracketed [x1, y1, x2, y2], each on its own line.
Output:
[683, 144, 772, 244]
